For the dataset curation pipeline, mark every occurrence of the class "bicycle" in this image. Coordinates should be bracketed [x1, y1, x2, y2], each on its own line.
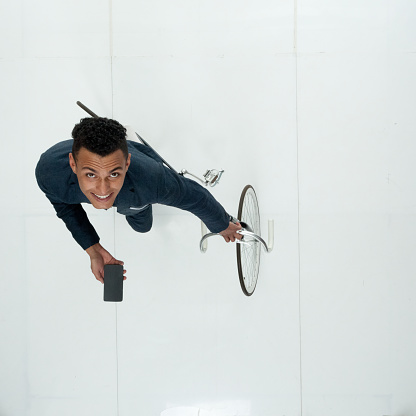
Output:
[77, 101, 274, 296]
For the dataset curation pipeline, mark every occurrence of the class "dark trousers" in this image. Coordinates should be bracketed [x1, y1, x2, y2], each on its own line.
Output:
[125, 205, 153, 233]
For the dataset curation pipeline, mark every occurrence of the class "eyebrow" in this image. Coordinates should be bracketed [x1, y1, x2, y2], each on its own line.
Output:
[81, 167, 123, 173]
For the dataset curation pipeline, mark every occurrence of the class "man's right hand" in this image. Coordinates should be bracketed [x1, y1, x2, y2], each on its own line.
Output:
[85, 243, 126, 284]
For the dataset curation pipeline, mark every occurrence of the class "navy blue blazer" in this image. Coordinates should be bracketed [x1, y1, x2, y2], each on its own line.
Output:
[35, 140, 230, 250]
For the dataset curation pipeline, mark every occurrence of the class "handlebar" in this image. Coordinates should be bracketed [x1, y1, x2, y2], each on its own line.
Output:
[200, 220, 274, 253]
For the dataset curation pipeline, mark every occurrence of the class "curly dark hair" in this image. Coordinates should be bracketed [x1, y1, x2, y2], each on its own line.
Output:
[71, 117, 128, 161]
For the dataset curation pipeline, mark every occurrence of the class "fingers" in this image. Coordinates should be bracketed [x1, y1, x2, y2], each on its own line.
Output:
[92, 262, 126, 284]
[109, 259, 127, 279]
[96, 269, 127, 283]
[96, 270, 127, 283]
[223, 235, 241, 243]
[234, 222, 243, 240]
[91, 264, 104, 284]
[222, 232, 243, 243]
[233, 221, 242, 228]
[220, 220, 243, 243]
[98, 269, 104, 284]
[95, 272, 104, 284]
[231, 233, 243, 242]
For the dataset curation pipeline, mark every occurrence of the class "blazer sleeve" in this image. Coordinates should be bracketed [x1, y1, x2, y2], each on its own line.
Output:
[157, 165, 230, 233]
[35, 161, 100, 251]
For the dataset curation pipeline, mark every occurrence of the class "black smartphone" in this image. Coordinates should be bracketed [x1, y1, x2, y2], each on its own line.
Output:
[104, 264, 124, 302]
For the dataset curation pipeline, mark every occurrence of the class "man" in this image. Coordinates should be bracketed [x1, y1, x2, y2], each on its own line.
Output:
[35, 117, 242, 283]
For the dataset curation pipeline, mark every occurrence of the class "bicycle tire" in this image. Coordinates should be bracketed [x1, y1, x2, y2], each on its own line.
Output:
[236, 185, 261, 296]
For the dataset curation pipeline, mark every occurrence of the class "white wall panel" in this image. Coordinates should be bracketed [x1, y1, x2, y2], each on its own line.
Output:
[0, 217, 27, 416]
[21, 0, 110, 58]
[110, 54, 297, 214]
[296, 52, 416, 215]
[111, 0, 298, 412]
[297, 0, 416, 54]
[0, 2, 117, 413]
[19, 58, 113, 214]
[297, 0, 416, 414]
[299, 215, 394, 415]
[0, 0, 23, 58]
[24, 215, 118, 416]
[113, 0, 294, 57]
[113, 211, 299, 415]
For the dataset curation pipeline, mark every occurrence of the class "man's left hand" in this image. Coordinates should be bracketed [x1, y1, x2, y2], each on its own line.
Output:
[219, 221, 243, 243]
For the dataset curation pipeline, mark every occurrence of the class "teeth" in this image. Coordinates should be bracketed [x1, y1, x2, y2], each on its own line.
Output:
[94, 193, 110, 199]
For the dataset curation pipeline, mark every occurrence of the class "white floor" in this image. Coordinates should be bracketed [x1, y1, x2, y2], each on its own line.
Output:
[1, 0, 415, 415]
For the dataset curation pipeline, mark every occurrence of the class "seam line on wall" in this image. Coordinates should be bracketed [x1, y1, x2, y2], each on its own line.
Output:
[294, 0, 304, 414]
[109, 1, 119, 415]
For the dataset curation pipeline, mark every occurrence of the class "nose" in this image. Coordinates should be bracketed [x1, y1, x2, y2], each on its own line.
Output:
[97, 179, 110, 195]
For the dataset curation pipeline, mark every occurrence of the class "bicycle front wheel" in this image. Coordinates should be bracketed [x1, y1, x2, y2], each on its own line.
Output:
[236, 185, 261, 296]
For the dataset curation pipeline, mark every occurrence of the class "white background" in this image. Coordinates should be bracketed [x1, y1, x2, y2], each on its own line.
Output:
[1, 0, 415, 415]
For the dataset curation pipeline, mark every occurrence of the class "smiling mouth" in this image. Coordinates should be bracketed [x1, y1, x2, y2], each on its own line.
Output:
[92, 193, 113, 202]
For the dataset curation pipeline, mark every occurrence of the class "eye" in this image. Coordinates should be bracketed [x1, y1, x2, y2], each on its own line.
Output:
[110, 172, 120, 178]
[86, 173, 96, 178]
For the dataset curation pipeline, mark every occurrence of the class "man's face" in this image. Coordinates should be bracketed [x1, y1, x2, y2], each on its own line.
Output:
[69, 147, 131, 209]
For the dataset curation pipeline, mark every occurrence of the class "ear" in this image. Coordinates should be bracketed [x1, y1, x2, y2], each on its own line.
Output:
[125, 153, 131, 171]
[69, 153, 77, 174]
